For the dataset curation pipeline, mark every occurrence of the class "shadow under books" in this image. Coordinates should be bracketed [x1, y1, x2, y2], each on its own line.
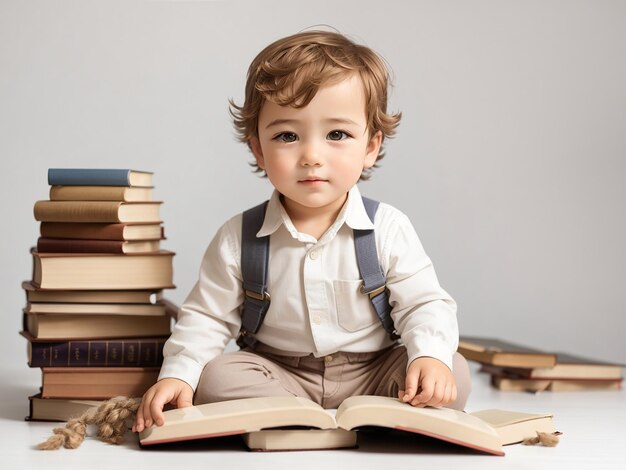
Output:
[139, 428, 483, 456]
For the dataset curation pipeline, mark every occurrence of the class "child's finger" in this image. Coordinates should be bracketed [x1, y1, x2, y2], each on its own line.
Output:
[411, 375, 435, 406]
[150, 391, 170, 426]
[133, 405, 144, 433]
[428, 380, 446, 407]
[402, 369, 421, 402]
[135, 390, 155, 432]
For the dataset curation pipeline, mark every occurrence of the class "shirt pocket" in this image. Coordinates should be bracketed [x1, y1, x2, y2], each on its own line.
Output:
[333, 279, 379, 332]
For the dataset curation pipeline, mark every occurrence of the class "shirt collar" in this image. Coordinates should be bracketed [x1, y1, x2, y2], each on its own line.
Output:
[255, 185, 375, 239]
[256, 190, 285, 237]
[343, 185, 376, 230]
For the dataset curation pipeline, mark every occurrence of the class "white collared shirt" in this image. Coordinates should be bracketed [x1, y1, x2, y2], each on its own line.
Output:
[159, 185, 458, 390]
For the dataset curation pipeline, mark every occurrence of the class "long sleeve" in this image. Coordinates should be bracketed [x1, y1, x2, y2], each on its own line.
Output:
[380, 208, 459, 370]
[158, 216, 245, 390]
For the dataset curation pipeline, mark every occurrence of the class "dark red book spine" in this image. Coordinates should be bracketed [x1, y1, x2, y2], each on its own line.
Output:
[37, 237, 125, 253]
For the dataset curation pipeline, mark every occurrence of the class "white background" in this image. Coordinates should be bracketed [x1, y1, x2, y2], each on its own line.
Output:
[1, 0, 625, 370]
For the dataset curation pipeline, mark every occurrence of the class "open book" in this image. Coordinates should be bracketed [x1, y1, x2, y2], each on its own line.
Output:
[138, 395, 555, 455]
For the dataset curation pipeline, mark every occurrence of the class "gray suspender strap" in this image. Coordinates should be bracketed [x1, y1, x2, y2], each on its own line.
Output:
[237, 201, 271, 349]
[356, 197, 399, 340]
[238, 196, 399, 349]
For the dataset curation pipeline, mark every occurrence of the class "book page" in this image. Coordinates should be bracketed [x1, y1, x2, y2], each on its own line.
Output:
[140, 396, 338, 445]
[336, 396, 503, 455]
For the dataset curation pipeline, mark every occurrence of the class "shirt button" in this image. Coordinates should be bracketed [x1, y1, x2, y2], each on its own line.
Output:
[313, 315, 322, 325]
[309, 250, 320, 260]
[324, 355, 333, 363]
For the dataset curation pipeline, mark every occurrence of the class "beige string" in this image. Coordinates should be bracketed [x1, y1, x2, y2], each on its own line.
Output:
[37, 396, 139, 450]
[522, 431, 561, 447]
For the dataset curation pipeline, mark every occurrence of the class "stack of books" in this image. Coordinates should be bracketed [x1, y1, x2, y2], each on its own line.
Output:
[458, 336, 623, 392]
[23, 169, 176, 421]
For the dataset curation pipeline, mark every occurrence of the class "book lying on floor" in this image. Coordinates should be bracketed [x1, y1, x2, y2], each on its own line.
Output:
[26, 393, 107, 422]
[139, 395, 505, 455]
[491, 375, 622, 392]
[243, 429, 358, 451]
[470, 409, 556, 445]
[458, 336, 557, 368]
[479, 353, 623, 380]
[243, 407, 556, 451]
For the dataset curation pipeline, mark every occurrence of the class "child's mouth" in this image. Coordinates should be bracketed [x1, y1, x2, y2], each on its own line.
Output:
[299, 178, 328, 186]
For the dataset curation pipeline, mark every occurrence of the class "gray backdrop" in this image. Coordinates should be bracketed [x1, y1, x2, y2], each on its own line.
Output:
[2, 0, 624, 367]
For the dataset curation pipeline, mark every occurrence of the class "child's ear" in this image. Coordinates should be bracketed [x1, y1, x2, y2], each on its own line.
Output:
[250, 137, 265, 170]
[364, 130, 383, 168]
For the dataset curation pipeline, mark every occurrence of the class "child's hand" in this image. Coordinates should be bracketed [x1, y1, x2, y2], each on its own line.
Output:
[398, 356, 457, 408]
[132, 378, 193, 433]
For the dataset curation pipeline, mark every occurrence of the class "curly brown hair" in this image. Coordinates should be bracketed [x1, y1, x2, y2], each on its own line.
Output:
[229, 30, 402, 180]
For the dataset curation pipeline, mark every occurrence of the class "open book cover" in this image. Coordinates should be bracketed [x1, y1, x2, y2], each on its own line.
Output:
[139, 395, 505, 455]
[470, 409, 556, 445]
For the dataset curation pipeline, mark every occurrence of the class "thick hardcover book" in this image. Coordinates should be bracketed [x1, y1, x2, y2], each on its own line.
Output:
[24, 301, 167, 315]
[21, 331, 166, 367]
[37, 237, 161, 254]
[40, 222, 163, 241]
[469, 409, 556, 445]
[47, 169, 153, 187]
[40, 367, 159, 399]
[24, 311, 171, 340]
[458, 336, 557, 368]
[490, 375, 623, 392]
[241, 408, 558, 451]
[243, 429, 358, 451]
[33, 201, 162, 223]
[31, 250, 175, 290]
[50, 185, 153, 202]
[139, 396, 505, 456]
[479, 353, 623, 380]
[22, 281, 163, 304]
[27, 393, 108, 422]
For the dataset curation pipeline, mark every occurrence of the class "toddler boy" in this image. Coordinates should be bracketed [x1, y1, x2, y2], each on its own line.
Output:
[133, 30, 470, 433]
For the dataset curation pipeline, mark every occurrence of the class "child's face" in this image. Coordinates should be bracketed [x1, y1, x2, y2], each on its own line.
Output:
[251, 75, 382, 219]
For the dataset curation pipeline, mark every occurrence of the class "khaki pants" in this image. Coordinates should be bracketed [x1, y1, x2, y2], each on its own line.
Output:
[194, 345, 471, 410]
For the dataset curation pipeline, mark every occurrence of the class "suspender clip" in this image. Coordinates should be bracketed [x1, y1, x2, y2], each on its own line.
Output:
[245, 289, 271, 302]
[360, 284, 386, 299]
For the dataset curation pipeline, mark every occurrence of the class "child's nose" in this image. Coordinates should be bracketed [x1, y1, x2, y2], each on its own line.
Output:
[300, 142, 323, 166]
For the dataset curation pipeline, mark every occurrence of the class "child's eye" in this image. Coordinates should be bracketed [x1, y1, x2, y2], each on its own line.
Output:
[274, 132, 298, 143]
[327, 130, 350, 141]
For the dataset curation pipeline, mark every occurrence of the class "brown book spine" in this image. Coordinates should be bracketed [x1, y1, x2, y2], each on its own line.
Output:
[41, 367, 160, 399]
[40, 222, 127, 240]
[29, 338, 166, 367]
[25, 311, 172, 339]
[37, 237, 126, 254]
[34, 201, 123, 223]
[50, 186, 128, 201]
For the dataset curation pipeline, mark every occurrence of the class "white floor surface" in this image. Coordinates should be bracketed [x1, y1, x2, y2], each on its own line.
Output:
[1, 363, 624, 469]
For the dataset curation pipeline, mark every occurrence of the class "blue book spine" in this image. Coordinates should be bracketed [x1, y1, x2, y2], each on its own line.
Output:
[48, 169, 132, 186]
